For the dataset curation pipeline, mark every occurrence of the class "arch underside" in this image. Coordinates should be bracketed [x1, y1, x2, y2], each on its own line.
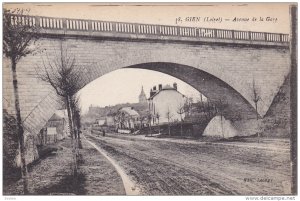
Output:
[16, 62, 258, 137]
[124, 62, 257, 121]
[3, 35, 289, 144]
[47, 61, 257, 122]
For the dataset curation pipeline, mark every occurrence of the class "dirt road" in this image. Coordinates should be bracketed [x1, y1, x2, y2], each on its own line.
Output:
[84, 133, 291, 195]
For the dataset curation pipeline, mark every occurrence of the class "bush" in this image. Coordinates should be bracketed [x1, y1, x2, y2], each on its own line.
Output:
[3, 110, 21, 185]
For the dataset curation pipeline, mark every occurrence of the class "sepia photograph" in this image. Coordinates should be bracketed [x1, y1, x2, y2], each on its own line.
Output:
[1, 2, 297, 198]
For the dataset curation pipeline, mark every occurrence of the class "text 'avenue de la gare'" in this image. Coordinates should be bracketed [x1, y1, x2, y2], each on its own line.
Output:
[176, 16, 278, 24]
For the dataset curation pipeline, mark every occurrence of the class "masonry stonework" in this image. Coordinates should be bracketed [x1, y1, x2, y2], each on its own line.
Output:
[3, 35, 290, 138]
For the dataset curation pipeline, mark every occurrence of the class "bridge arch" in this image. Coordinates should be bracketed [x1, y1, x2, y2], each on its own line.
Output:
[3, 34, 290, 137]
[125, 62, 256, 120]
[2, 14, 291, 166]
[80, 62, 257, 121]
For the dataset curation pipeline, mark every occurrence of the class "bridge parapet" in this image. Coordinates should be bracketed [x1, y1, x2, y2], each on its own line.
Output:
[8, 14, 289, 44]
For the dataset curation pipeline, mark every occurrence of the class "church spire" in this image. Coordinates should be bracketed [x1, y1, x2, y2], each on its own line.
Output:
[139, 86, 147, 103]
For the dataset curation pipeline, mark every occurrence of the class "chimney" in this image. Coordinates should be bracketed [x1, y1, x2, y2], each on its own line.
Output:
[159, 84, 162, 91]
[153, 86, 157, 91]
[173, 82, 177, 90]
[150, 89, 155, 97]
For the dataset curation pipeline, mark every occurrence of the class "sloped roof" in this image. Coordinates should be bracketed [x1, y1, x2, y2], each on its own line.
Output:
[162, 84, 173, 90]
[49, 110, 67, 121]
[120, 107, 140, 116]
[148, 87, 185, 100]
[55, 110, 67, 118]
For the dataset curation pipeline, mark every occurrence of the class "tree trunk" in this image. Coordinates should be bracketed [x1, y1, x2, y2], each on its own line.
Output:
[71, 108, 79, 156]
[254, 102, 260, 142]
[66, 95, 77, 176]
[221, 115, 224, 138]
[158, 119, 160, 134]
[180, 114, 183, 137]
[149, 122, 152, 136]
[11, 59, 28, 194]
[255, 102, 259, 120]
[180, 122, 183, 137]
[168, 124, 171, 136]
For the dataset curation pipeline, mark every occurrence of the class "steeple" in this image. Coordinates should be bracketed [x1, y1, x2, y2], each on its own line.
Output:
[139, 86, 147, 103]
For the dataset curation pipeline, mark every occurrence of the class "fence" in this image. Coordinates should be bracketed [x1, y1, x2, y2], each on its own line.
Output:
[8, 14, 289, 43]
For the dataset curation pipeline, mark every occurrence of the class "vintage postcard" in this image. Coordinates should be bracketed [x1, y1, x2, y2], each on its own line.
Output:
[2, 2, 297, 198]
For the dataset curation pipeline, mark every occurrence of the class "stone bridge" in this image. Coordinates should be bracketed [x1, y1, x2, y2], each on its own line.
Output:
[3, 14, 290, 138]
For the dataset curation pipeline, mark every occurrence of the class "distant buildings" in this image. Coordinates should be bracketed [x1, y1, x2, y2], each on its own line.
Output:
[95, 111, 116, 127]
[148, 83, 186, 124]
[115, 107, 140, 131]
[85, 86, 149, 132]
[106, 112, 115, 126]
[38, 110, 69, 145]
[96, 117, 106, 126]
[85, 84, 194, 133]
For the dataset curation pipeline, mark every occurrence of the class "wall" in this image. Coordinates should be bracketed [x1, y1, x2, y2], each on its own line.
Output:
[150, 89, 186, 124]
[3, 35, 290, 137]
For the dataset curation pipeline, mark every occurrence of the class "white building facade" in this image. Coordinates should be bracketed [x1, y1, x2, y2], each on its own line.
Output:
[148, 83, 186, 125]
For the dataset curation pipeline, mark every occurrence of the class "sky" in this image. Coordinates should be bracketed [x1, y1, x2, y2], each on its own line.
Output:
[3, 3, 292, 113]
[77, 69, 204, 113]
[4, 3, 291, 33]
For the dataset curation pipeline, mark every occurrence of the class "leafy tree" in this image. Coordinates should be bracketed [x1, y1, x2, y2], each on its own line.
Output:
[3, 9, 40, 194]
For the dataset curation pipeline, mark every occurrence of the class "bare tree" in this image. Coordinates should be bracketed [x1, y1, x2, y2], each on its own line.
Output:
[36, 43, 83, 176]
[177, 103, 185, 136]
[194, 100, 214, 122]
[139, 114, 147, 129]
[165, 107, 173, 136]
[155, 112, 161, 134]
[3, 9, 40, 194]
[251, 79, 261, 120]
[214, 99, 228, 138]
[147, 112, 153, 136]
[251, 79, 262, 142]
[70, 96, 82, 150]
[115, 111, 126, 130]
[184, 97, 193, 117]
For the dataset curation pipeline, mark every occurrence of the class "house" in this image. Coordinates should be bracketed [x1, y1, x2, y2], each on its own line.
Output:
[115, 107, 140, 132]
[46, 127, 58, 143]
[106, 112, 115, 126]
[96, 117, 106, 126]
[148, 83, 186, 125]
[45, 110, 69, 142]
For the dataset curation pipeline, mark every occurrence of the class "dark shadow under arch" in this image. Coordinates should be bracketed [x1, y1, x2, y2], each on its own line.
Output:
[123, 62, 257, 121]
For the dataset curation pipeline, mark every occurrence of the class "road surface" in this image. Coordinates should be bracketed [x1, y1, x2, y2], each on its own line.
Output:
[84, 132, 291, 195]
